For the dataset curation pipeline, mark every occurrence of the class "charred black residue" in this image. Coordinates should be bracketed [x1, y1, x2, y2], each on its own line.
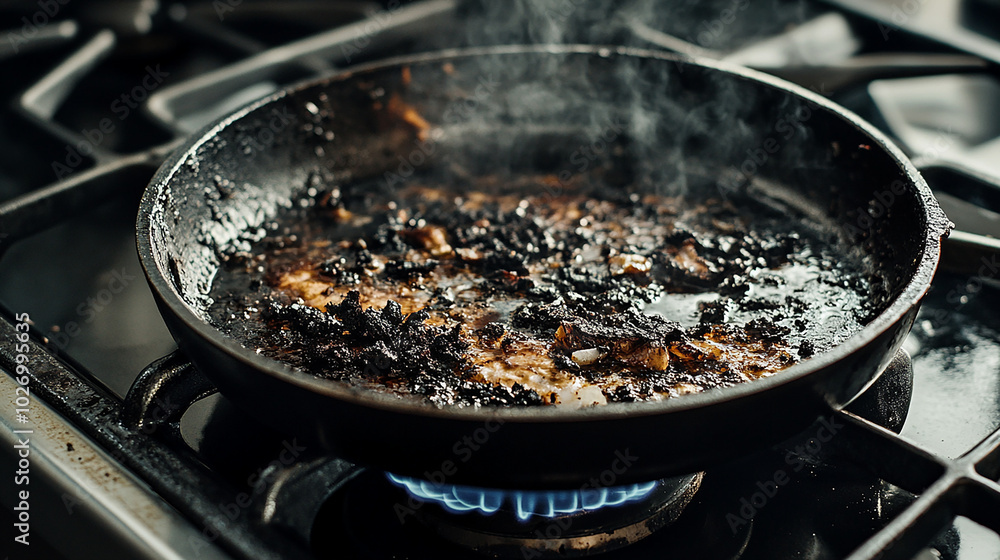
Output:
[206, 172, 879, 408]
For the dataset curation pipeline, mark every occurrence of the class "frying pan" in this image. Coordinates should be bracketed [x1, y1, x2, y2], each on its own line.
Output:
[136, 45, 949, 489]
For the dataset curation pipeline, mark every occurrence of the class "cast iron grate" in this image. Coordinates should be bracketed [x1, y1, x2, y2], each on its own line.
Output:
[0, 2, 999, 559]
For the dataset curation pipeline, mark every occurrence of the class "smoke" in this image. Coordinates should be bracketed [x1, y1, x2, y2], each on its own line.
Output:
[401, 0, 830, 199]
[620, 0, 815, 53]
[456, 0, 624, 46]
[448, 0, 817, 52]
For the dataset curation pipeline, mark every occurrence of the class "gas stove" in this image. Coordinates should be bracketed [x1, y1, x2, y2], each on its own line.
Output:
[2, 1, 1000, 559]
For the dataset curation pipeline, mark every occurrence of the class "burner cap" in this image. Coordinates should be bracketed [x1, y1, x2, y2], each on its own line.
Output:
[387, 472, 703, 557]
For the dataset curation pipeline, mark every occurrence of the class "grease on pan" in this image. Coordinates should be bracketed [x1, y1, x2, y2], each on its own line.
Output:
[207, 173, 876, 409]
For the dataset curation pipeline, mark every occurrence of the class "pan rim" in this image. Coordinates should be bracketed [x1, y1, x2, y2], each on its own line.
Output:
[137, 44, 950, 423]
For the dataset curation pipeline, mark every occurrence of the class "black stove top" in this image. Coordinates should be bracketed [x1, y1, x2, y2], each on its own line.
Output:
[2, 1, 1000, 559]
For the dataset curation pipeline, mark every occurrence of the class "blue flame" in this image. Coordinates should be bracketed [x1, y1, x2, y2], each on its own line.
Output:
[386, 473, 658, 521]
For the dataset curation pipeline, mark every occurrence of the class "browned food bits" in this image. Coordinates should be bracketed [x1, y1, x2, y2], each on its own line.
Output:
[208, 171, 876, 408]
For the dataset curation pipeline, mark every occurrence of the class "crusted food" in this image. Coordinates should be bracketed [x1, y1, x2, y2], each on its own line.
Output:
[208, 174, 875, 408]
[608, 253, 652, 276]
[554, 312, 684, 371]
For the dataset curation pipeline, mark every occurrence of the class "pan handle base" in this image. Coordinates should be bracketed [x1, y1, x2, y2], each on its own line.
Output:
[120, 350, 218, 436]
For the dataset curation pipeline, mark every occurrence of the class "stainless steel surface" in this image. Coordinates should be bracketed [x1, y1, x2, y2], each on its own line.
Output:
[146, 0, 459, 133]
[825, 0, 1000, 65]
[0, 370, 231, 559]
[2, 0, 1000, 558]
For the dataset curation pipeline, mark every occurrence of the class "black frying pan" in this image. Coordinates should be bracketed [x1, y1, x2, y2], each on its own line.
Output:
[136, 45, 949, 489]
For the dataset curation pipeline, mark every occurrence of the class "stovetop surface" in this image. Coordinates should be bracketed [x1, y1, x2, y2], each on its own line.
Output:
[2, 1, 1000, 559]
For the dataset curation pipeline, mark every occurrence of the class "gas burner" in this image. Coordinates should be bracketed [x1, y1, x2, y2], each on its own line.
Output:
[386, 473, 703, 557]
[5, 1, 1000, 559]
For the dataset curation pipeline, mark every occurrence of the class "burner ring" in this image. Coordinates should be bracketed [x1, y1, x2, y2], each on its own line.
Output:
[401, 473, 703, 558]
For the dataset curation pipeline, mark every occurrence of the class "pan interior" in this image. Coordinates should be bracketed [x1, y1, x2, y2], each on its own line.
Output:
[147, 49, 928, 409]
